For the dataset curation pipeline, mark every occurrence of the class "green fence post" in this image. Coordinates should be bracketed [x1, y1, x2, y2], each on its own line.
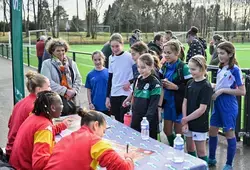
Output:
[27, 47, 30, 66]
[73, 52, 76, 61]
[1, 44, 3, 57]
[6, 44, 9, 59]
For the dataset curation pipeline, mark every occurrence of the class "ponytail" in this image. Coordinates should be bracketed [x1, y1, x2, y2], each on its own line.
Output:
[77, 108, 105, 126]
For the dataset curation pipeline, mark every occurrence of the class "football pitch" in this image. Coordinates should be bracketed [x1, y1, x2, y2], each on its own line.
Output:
[23, 43, 250, 83]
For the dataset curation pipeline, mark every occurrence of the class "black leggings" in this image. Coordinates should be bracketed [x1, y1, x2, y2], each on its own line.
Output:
[110, 96, 128, 123]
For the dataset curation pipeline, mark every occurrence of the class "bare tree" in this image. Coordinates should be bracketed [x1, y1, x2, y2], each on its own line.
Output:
[242, 0, 250, 31]
[91, 0, 105, 38]
[2, 0, 9, 36]
[85, 0, 92, 37]
[25, 0, 31, 37]
[32, 0, 37, 36]
[57, 0, 60, 37]
[214, 0, 220, 31]
[76, 0, 79, 31]
[52, 0, 56, 37]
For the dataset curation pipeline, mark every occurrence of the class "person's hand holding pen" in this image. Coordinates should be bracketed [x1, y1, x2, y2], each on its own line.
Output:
[124, 144, 135, 163]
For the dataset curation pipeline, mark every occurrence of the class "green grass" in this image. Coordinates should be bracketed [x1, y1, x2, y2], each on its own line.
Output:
[22, 43, 250, 83]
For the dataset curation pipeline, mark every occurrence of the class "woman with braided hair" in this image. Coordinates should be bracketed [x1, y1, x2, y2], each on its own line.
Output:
[9, 91, 71, 170]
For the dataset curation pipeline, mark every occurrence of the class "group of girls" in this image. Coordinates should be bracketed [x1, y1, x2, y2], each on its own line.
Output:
[5, 31, 245, 170]
[85, 32, 245, 170]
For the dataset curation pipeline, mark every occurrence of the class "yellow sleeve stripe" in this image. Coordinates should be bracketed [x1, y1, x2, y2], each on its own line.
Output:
[90, 140, 113, 169]
[91, 140, 112, 160]
[34, 129, 53, 147]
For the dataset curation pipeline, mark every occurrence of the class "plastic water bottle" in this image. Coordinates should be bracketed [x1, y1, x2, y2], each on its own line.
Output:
[173, 134, 184, 163]
[141, 117, 149, 140]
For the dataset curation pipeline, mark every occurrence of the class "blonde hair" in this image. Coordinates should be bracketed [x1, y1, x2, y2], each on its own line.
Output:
[163, 40, 181, 55]
[25, 71, 48, 93]
[46, 39, 70, 55]
[189, 55, 207, 74]
[152, 55, 161, 70]
[109, 33, 124, 44]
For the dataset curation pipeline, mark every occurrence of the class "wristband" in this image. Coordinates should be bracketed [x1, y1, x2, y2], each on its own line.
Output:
[158, 105, 162, 108]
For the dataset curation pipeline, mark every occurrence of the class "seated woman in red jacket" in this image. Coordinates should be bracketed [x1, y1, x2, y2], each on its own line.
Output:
[9, 91, 71, 170]
[6, 71, 51, 160]
[44, 109, 135, 170]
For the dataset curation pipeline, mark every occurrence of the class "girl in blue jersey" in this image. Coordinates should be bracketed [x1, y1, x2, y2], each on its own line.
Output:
[208, 42, 246, 170]
[85, 51, 109, 115]
[160, 40, 192, 147]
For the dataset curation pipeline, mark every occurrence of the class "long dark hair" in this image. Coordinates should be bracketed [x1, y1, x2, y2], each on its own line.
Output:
[217, 41, 238, 69]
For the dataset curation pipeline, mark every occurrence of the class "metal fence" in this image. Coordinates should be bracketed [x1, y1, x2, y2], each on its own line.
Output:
[0, 43, 93, 82]
[1, 43, 250, 145]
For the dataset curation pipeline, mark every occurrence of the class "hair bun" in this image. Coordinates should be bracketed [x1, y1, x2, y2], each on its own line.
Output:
[25, 70, 37, 80]
[77, 107, 88, 118]
[190, 26, 198, 34]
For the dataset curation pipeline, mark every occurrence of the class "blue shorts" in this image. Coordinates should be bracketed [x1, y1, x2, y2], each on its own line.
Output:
[163, 105, 182, 123]
[210, 94, 238, 132]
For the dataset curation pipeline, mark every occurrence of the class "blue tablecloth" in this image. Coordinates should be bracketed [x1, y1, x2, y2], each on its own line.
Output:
[56, 114, 208, 170]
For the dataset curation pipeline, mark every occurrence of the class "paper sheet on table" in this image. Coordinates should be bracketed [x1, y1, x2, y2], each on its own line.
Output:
[60, 129, 73, 137]
[55, 129, 74, 143]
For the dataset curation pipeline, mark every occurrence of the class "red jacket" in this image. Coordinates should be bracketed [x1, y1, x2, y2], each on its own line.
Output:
[9, 114, 66, 170]
[6, 93, 36, 156]
[44, 126, 134, 170]
[36, 40, 45, 57]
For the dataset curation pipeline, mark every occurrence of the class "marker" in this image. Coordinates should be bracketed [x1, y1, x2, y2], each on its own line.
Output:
[126, 143, 129, 153]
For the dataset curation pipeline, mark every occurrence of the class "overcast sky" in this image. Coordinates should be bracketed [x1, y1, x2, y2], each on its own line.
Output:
[0, 0, 115, 22]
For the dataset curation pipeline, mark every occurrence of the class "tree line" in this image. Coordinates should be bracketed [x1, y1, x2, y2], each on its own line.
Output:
[103, 0, 250, 37]
[0, 0, 250, 39]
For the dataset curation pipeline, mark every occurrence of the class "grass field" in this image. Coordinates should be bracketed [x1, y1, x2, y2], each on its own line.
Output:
[21, 43, 250, 83]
